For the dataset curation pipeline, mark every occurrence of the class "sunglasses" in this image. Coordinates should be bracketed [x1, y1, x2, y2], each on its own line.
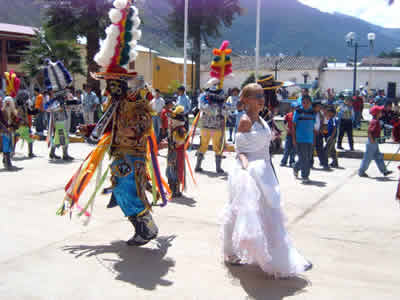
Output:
[249, 94, 265, 99]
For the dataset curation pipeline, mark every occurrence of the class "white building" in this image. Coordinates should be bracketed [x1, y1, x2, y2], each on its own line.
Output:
[200, 55, 400, 99]
[321, 58, 400, 98]
[200, 56, 327, 90]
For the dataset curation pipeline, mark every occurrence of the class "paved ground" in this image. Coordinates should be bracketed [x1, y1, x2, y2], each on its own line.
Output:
[1, 141, 400, 300]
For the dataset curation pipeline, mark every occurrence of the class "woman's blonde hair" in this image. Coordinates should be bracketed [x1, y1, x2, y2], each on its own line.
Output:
[240, 83, 263, 100]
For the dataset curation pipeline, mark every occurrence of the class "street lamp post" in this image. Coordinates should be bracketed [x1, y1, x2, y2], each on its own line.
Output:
[255, 0, 261, 81]
[368, 33, 376, 94]
[183, 0, 189, 88]
[345, 32, 375, 96]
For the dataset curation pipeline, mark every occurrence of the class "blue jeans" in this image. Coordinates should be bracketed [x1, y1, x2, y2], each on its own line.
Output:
[152, 116, 161, 143]
[359, 140, 387, 175]
[281, 135, 296, 165]
[353, 111, 362, 128]
[294, 143, 313, 179]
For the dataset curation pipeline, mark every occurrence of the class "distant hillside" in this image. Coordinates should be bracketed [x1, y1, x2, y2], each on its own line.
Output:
[0, 0, 41, 27]
[1, 0, 399, 59]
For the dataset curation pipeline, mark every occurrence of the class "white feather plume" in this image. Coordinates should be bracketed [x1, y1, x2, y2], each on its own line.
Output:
[129, 50, 138, 61]
[132, 16, 141, 29]
[113, 0, 128, 9]
[131, 6, 138, 17]
[132, 29, 142, 41]
[109, 8, 122, 23]
[94, 25, 120, 67]
[129, 40, 137, 48]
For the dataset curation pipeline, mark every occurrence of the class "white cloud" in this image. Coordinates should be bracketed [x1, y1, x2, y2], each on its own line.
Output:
[299, 0, 400, 28]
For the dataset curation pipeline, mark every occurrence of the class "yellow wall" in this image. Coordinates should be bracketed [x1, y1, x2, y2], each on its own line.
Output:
[69, 45, 194, 95]
[153, 57, 195, 94]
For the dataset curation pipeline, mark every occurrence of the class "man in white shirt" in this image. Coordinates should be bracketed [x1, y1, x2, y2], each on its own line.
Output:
[150, 89, 165, 143]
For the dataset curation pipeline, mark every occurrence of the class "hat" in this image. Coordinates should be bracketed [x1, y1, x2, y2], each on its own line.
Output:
[177, 85, 186, 91]
[257, 74, 283, 90]
[210, 41, 233, 90]
[170, 105, 185, 121]
[92, 0, 141, 80]
[291, 102, 299, 108]
[43, 60, 72, 92]
[312, 100, 322, 106]
[4, 96, 14, 103]
[370, 105, 384, 117]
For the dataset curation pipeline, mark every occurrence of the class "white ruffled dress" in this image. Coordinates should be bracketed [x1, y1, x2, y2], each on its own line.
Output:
[222, 117, 311, 277]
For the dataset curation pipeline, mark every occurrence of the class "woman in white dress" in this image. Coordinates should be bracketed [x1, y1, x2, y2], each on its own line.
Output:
[223, 83, 312, 278]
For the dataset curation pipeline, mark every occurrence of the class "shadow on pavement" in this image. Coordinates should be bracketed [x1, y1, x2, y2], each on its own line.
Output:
[48, 159, 76, 165]
[0, 166, 24, 172]
[62, 235, 176, 290]
[302, 180, 327, 187]
[198, 170, 228, 180]
[170, 195, 197, 207]
[226, 264, 310, 300]
[373, 176, 398, 182]
[12, 156, 37, 161]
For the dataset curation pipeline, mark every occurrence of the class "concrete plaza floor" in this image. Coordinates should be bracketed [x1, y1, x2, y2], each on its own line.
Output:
[1, 141, 399, 300]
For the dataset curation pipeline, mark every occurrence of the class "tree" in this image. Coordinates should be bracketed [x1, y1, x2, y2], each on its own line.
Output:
[378, 50, 400, 58]
[21, 27, 84, 84]
[166, 0, 242, 92]
[241, 72, 255, 89]
[43, 0, 113, 93]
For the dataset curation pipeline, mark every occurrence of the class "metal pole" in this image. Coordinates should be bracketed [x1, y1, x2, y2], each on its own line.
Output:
[255, 0, 261, 81]
[274, 62, 278, 80]
[353, 43, 358, 96]
[191, 51, 194, 94]
[149, 47, 153, 85]
[369, 42, 374, 94]
[183, 0, 189, 87]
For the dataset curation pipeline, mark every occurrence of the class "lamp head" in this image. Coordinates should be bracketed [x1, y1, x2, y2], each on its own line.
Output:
[368, 33, 376, 41]
[346, 32, 356, 45]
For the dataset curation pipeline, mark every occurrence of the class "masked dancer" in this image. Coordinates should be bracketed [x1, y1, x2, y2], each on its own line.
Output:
[194, 41, 233, 174]
[59, 0, 169, 247]
[43, 60, 75, 161]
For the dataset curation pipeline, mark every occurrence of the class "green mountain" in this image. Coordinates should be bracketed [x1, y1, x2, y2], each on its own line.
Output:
[1, 0, 399, 59]
[0, 0, 41, 27]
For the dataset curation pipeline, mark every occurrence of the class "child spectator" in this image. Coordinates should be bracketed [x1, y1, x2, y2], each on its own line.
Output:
[358, 106, 393, 177]
[324, 106, 339, 168]
[280, 103, 296, 167]
[293, 95, 316, 183]
[337, 97, 354, 151]
[160, 99, 174, 141]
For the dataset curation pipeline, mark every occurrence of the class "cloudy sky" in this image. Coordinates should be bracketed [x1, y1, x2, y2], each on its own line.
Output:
[299, 0, 400, 28]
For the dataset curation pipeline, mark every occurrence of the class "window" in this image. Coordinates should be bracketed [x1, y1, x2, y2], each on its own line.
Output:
[7, 40, 30, 64]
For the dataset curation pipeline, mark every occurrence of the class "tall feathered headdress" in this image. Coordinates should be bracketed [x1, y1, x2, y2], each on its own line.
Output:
[93, 0, 142, 80]
[4, 70, 20, 97]
[210, 41, 233, 89]
[43, 59, 73, 92]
